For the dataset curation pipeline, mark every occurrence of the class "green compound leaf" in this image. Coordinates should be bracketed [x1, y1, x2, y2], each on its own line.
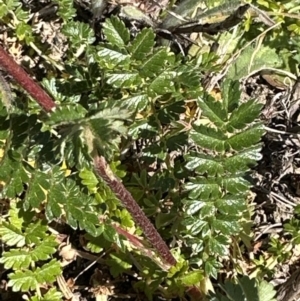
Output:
[0, 249, 32, 269]
[103, 16, 130, 48]
[24, 222, 48, 245]
[25, 170, 51, 209]
[140, 48, 174, 77]
[97, 44, 130, 67]
[8, 259, 61, 292]
[62, 21, 95, 47]
[121, 94, 148, 111]
[106, 71, 141, 88]
[0, 221, 25, 247]
[223, 145, 263, 173]
[148, 71, 177, 95]
[220, 174, 251, 194]
[79, 168, 99, 193]
[185, 177, 221, 200]
[226, 124, 265, 151]
[190, 125, 227, 152]
[129, 28, 155, 61]
[179, 270, 204, 286]
[227, 99, 263, 131]
[208, 235, 229, 255]
[30, 237, 58, 261]
[0, 221, 57, 270]
[197, 96, 227, 127]
[185, 152, 224, 176]
[28, 288, 63, 301]
[183, 77, 264, 277]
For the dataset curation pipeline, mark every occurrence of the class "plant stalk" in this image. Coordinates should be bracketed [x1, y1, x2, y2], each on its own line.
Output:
[94, 155, 177, 266]
[0, 45, 176, 266]
[0, 45, 56, 112]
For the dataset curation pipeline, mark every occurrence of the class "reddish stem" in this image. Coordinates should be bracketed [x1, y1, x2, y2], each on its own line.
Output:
[94, 155, 177, 266]
[0, 45, 56, 112]
[0, 44, 176, 267]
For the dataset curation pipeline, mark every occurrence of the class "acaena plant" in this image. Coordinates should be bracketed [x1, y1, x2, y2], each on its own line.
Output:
[0, 0, 269, 299]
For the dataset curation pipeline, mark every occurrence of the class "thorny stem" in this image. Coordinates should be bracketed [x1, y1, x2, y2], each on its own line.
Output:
[0, 45, 56, 112]
[0, 45, 176, 266]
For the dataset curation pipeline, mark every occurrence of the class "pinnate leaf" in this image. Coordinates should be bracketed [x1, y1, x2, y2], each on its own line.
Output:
[0, 221, 25, 247]
[103, 16, 130, 48]
[24, 222, 48, 244]
[185, 177, 221, 200]
[35, 259, 61, 283]
[227, 99, 263, 131]
[8, 259, 61, 292]
[106, 71, 140, 88]
[0, 249, 32, 269]
[31, 237, 58, 261]
[29, 288, 63, 301]
[185, 153, 223, 176]
[79, 168, 99, 193]
[129, 28, 155, 60]
[140, 48, 173, 77]
[226, 124, 265, 151]
[121, 94, 148, 111]
[197, 96, 227, 127]
[97, 44, 130, 67]
[149, 71, 177, 94]
[223, 145, 262, 173]
[180, 270, 204, 286]
[190, 125, 226, 152]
